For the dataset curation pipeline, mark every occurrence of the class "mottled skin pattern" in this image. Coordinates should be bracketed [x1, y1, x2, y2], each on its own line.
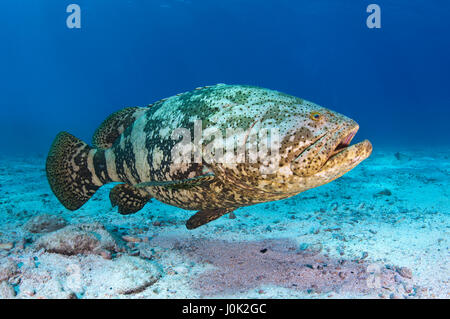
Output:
[92, 107, 148, 149]
[46, 84, 372, 228]
[98, 84, 372, 211]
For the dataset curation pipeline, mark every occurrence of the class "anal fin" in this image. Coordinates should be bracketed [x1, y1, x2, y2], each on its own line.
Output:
[109, 184, 152, 215]
[186, 208, 232, 229]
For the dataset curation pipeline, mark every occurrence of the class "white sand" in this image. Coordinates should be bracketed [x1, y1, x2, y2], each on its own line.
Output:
[0, 147, 448, 299]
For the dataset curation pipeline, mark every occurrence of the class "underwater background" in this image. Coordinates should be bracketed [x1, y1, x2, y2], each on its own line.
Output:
[0, 0, 449, 299]
[1, 0, 450, 154]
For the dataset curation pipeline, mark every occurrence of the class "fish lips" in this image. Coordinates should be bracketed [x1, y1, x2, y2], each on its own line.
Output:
[290, 124, 371, 177]
[317, 139, 372, 181]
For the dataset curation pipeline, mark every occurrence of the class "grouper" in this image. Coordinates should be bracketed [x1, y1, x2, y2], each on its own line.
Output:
[46, 84, 372, 229]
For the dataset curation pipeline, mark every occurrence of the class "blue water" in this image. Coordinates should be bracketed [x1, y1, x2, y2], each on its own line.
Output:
[0, 0, 449, 154]
[0, 1, 449, 299]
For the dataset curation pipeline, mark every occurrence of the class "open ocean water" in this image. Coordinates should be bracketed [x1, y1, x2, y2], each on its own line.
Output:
[0, 0, 448, 299]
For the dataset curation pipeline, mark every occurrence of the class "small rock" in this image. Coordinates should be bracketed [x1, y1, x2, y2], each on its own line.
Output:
[397, 266, 412, 279]
[122, 236, 141, 243]
[374, 189, 392, 197]
[24, 214, 67, 233]
[129, 249, 140, 256]
[99, 250, 112, 260]
[228, 212, 236, 219]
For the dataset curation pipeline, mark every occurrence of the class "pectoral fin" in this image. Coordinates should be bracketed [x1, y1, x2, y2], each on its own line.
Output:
[186, 208, 232, 229]
[109, 184, 152, 215]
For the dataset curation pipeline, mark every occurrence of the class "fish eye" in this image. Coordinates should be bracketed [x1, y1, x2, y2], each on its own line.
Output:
[310, 112, 322, 121]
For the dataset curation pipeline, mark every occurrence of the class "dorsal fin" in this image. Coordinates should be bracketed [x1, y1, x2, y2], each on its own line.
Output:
[92, 107, 148, 149]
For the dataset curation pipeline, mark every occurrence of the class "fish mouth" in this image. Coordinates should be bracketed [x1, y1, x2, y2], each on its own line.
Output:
[319, 124, 372, 175]
[327, 125, 360, 159]
[291, 123, 372, 177]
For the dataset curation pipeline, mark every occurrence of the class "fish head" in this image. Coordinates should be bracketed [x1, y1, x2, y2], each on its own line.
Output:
[271, 101, 372, 194]
[285, 105, 373, 192]
[209, 88, 372, 195]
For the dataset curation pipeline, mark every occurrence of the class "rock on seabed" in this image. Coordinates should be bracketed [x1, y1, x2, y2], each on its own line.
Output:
[24, 214, 67, 233]
[86, 256, 163, 296]
[35, 222, 124, 256]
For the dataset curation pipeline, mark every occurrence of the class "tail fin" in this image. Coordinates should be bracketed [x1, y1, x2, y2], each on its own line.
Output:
[46, 132, 104, 210]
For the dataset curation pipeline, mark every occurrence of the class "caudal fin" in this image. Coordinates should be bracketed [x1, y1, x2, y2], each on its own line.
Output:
[46, 132, 103, 210]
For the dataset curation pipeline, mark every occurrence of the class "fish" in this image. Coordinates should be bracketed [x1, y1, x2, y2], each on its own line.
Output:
[46, 84, 372, 229]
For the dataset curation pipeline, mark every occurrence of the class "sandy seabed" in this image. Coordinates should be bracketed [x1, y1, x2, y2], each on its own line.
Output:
[0, 146, 448, 299]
